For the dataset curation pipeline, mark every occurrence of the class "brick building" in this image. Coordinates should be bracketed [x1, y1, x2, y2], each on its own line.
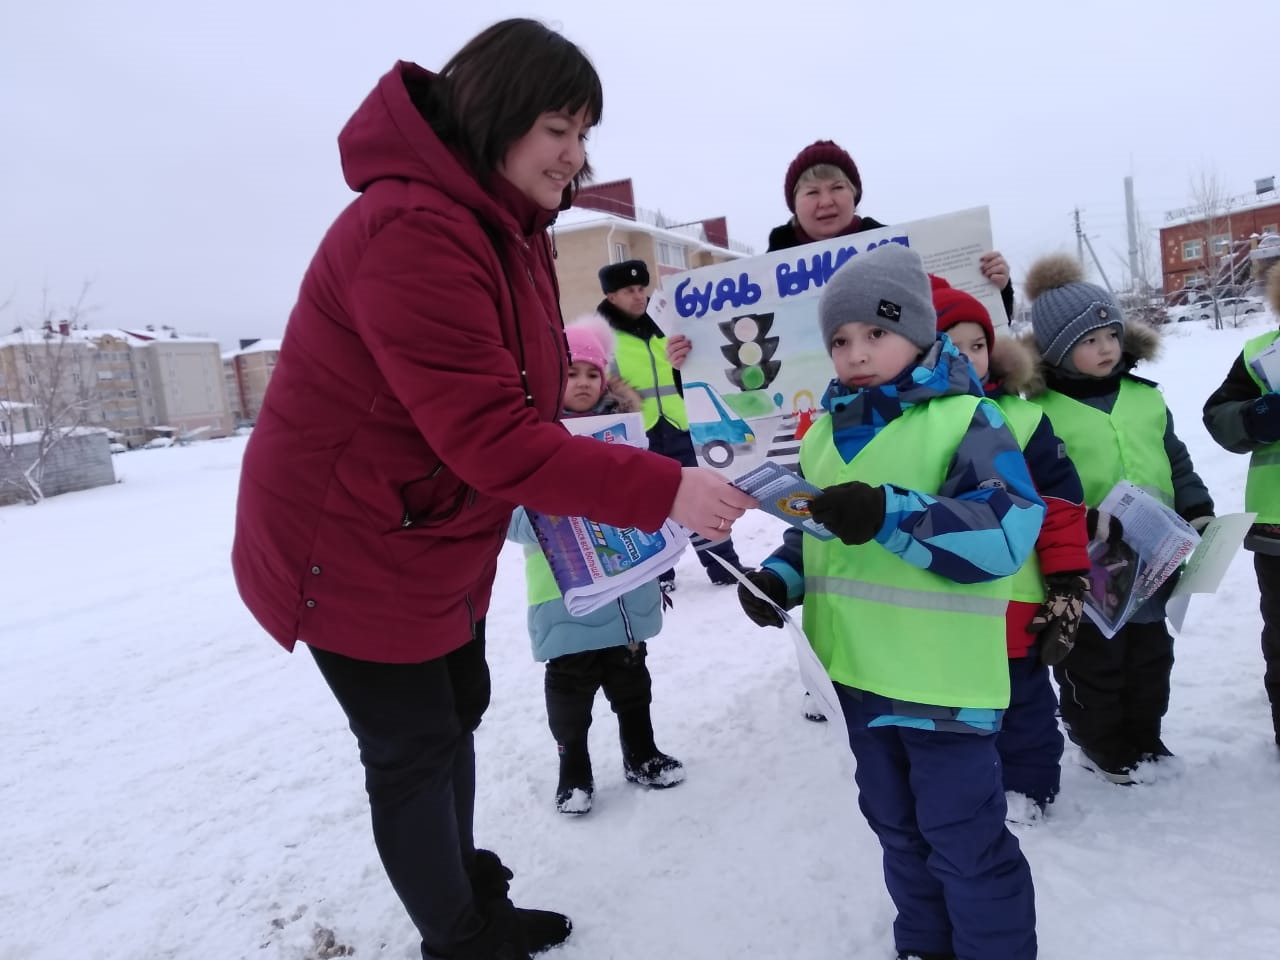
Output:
[1158, 192, 1280, 300]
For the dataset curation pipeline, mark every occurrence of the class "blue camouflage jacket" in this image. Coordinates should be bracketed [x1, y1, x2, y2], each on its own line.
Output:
[763, 335, 1045, 732]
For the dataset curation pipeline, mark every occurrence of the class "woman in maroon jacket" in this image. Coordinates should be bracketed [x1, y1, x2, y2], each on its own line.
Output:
[232, 19, 752, 960]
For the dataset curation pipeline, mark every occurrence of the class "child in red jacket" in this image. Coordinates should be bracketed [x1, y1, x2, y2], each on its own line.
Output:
[935, 279, 1090, 816]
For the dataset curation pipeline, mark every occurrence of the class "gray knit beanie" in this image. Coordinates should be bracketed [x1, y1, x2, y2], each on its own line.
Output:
[817, 242, 936, 354]
[1026, 254, 1125, 367]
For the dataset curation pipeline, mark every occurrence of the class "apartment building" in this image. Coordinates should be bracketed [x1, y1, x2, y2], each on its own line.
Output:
[128, 333, 234, 440]
[553, 178, 750, 321]
[222, 338, 281, 425]
[0, 325, 233, 446]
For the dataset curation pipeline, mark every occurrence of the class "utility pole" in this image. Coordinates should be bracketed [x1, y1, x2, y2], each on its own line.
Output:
[1074, 207, 1115, 294]
[1074, 207, 1085, 267]
[1124, 176, 1142, 292]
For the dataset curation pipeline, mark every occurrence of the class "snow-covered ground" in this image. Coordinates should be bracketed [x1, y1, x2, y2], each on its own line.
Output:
[4, 316, 1279, 960]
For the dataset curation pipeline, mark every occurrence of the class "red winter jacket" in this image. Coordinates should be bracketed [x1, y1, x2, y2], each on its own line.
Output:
[232, 62, 681, 663]
[985, 339, 1089, 658]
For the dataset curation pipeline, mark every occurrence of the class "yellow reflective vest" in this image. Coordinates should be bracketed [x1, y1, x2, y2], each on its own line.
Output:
[1242, 331, 1280, 523]
[800, 397, 1012, 709]
[613, 331, 689, 432]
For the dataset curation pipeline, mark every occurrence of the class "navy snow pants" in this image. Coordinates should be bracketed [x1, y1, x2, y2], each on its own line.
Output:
[837, 688, 1037, 960]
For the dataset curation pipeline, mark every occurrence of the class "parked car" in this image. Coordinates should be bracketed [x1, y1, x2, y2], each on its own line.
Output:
[1172, 296, 1266, 323]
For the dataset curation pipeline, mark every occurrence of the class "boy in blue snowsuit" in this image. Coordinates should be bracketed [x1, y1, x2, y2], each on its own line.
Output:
[508, 319, 684, 816]
[738, 243, 1045, 960]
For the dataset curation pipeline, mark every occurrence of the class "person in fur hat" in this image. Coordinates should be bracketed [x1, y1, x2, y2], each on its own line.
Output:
[508, 317, 685, 816]
[1022, 255, 1215, 785]
[935, 277, 1089, 818]
[1202, 267, 1280, 750]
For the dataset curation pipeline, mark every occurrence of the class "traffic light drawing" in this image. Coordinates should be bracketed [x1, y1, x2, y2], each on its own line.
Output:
[718, 312, 780, 392]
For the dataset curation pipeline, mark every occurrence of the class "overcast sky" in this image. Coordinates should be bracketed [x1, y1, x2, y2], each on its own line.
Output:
[4, 0, 1277, 347]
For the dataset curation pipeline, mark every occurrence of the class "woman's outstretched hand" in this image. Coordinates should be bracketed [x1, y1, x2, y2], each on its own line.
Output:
[669, 467, 757, 540]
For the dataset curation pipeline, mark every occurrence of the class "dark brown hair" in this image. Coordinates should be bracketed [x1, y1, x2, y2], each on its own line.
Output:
[416, 18, 602, 189]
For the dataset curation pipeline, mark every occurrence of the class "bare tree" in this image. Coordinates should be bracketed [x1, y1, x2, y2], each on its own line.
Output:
[0, 287, 99, 503]
[1184, 170, 1243, 330]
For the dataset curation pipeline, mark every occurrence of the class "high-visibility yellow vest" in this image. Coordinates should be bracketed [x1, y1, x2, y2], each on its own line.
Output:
[1242, 331, 1280, 523]
[995, 394, 1048, 603]
[613, 332, 689, 431]
[800, 396, 1012, 709]
[1033, 379, 1174, 508]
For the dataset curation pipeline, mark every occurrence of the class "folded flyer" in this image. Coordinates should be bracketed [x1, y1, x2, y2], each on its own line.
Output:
[526, 412, 688, 616]
[730, 460, 834, 540]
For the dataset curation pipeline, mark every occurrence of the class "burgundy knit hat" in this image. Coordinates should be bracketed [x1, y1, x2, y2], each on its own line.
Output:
[930, 275, 995, 349]
[784, 140, 862, 212]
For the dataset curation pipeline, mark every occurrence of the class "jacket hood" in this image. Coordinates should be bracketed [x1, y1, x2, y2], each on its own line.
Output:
[563, 376, 643, 418]
[818, 336, 984, 464]
[988, 334, 1042, 396]
[1018, 321, 1161, 396]
[338, 62, 549, 237]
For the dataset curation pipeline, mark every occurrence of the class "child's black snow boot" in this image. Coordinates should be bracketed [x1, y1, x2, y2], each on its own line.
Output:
[554, 741, 593, 815]
[618, 707, 685, 788]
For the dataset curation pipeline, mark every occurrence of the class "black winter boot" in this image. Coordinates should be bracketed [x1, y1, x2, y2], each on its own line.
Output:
[554, 741, 594, 815]
[470, 850, 572, 955]
[421, 896, 529, 960]
[618, 707, 685, 789]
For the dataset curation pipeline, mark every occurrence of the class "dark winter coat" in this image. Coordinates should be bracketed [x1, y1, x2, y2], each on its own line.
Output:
[767, 214, 1016, 319]
[985, 335, 1089, 656]
[231, 62, 681, 664]
[1023, 322, 1214, 623]
[1203, 321, 1280, 555]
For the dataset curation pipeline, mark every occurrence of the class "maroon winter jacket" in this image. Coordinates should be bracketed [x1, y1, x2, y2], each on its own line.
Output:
[232, 62, 681, 663]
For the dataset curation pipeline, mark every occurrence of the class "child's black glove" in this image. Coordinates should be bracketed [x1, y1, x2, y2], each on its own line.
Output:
[1028, 571, 1090, 666]
[810, 481, 886, 546]
[737, 569, 788, 629]
[1085, 507, 1124, 546]
[1243, 393, 1280, 444]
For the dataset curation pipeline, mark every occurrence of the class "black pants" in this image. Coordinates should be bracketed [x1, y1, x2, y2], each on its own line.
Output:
[309, 624, 492, 954]
[1255, 553, 1280, 741]
[647, 418, 741, 580]
[1053, 620, 1173, 756]
[545, 643, 653, 753]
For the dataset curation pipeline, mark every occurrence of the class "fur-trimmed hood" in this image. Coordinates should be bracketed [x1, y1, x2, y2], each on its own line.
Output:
[603, 376, 643, 414]
[988, 334, 1042, 396]
[1015, 321, 1162, 397]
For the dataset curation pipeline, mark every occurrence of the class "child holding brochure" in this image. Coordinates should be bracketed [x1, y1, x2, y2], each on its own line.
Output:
[1202, 268, 1280, 749]
[1021, 254, 1214, 784]
[934, 277, 1090, 818]
[737, 242, 1045, 960]
[508, 318, 684, 816]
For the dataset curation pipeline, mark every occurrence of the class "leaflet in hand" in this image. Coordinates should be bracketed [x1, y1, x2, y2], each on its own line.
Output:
[1247, 341, 1280, 391]
[525, 412, 688, 616]
[708, 553, 846, 729]
[1082, 481, 1198, 638]
[729, 461, 835, 540]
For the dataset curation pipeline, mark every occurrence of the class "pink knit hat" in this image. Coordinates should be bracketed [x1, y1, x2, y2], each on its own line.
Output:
[564, 316, 615, 378]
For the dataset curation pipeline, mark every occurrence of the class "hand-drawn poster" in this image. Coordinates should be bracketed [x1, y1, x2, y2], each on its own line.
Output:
[649, 206, 998, 476]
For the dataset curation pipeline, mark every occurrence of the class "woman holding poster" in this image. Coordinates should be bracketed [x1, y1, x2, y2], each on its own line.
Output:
[231, 18, 753, 960]
[766, 139, 1015, 318]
